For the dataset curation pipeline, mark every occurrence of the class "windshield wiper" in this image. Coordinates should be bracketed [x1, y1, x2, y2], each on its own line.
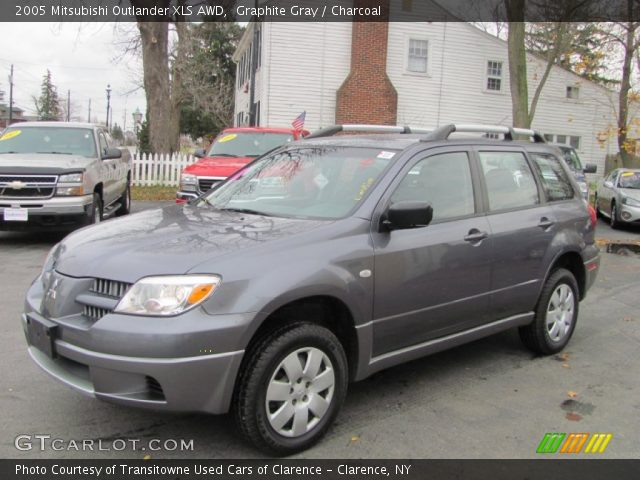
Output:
[0, 151, 20, 154]
[219, 207, 271, 217]
[211, 153, 239, 158]
[36, 152, 74, 155]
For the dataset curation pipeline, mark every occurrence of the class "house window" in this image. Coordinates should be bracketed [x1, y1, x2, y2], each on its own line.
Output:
[407, 39, 428, 73]
[569, 136, 580, 149]
[486, 60, 503, 91]
[545, 133, 581, 150]
[566, 86, 580, 99]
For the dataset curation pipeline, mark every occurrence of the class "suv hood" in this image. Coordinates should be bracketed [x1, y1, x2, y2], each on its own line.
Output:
[0, 154, 94, 174]
[55, 205, 328, 282]
[184, 156, 253, 177]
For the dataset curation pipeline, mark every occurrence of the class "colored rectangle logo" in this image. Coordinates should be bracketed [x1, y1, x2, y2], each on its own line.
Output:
[537, 433, 612, 454]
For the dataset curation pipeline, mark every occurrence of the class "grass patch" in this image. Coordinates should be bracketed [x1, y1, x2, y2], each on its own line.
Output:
[132, 185, 176, 201]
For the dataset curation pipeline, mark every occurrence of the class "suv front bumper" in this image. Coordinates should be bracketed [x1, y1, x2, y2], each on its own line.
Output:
[23, 274, 250, 414]
[0, 195, 94, 230]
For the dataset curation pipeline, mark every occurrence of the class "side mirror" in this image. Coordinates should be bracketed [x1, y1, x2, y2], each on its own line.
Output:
[583, 163, 597, 174]
[194, 148, 207, 158]
[102, 147, 122, 160]
[383, 201, 433, 230]
[603, 180, 614, 189]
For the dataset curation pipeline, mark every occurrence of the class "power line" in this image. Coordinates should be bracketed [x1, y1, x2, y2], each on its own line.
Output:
[0, 57, 116, 71]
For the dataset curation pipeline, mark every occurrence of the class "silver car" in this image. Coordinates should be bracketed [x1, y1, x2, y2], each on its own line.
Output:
[594, 168, 640, 228]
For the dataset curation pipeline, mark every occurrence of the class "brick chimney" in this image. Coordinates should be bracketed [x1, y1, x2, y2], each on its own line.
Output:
[336, 0, 397, 125]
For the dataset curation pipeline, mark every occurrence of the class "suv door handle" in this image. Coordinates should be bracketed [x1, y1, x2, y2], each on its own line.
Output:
[464, 229, 489, 243]
[538, 217, 555, 230]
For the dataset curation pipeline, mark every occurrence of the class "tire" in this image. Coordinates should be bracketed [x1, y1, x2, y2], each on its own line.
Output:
[88, 193, 103, 225]
[519, 268, 579, 355]
[115, 181, 131, 217]
[234, 322, 348, 455]
[610, 202, 620, 229]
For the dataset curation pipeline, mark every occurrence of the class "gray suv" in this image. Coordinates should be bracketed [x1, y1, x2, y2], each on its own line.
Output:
[23, 124, 600, 454]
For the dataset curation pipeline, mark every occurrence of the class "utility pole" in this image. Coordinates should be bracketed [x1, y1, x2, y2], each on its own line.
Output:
[87, 99, 91, 123]
[248, 2, 259, 127]
[66, 90, 71, 122]
[8, 64, 14, 125]
[105, 84, 112, 130]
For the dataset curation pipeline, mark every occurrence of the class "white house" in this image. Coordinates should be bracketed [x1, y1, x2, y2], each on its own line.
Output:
[233, 15, 635, 175]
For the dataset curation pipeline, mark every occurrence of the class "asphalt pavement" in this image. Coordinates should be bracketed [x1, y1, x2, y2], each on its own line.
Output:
[0, 201, 638, 459]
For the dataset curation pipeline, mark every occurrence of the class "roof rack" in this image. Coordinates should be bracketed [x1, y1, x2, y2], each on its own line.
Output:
[424, 124, 546, 143]
[305, 124, 432, 139]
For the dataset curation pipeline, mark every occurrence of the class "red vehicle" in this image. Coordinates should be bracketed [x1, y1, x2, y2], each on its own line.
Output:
[177, 127, 308, 202]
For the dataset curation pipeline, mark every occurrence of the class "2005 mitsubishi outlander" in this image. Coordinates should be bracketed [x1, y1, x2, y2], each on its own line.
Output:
[23, 124, 600, 454]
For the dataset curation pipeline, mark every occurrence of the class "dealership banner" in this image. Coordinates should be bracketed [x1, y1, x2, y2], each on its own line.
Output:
[0, 0, 638, 22]
[3, 459, 640, 480]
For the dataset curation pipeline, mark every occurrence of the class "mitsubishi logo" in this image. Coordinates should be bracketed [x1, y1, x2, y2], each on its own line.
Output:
[46, 278, 60, 302]
[8, 181, 27, 190]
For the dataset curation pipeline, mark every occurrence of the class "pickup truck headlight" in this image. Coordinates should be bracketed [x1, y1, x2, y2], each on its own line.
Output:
[114, 275, 221, 316]
[622, 196, 640, 207]
[56, 173, 85, 196]
[180, 174, 198, 191]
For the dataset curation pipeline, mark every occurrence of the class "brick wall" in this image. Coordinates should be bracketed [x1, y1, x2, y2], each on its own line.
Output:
[336, 0, 398, 125]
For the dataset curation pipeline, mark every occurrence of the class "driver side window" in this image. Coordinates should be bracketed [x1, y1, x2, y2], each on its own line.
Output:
[98, 132, 109, 156]
[391, 152, 475, 222]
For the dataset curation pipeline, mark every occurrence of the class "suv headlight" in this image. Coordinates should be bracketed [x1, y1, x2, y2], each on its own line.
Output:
[114, 275, 221, 316]
[180, 174, 198, 191]
[57, 173, 85, 196]
[622, 196, 640, 207]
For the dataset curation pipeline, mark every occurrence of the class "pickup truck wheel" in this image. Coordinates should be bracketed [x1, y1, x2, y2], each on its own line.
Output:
[519, 268, 579, 355]
[610, 202, 620, 229]
[234, 323, 348, 455]
[89, 193, 103, 224]
[115, 182, 131, 217]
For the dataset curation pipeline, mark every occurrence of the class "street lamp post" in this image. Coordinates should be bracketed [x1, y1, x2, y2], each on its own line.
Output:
[105, 84, 112, 131]
[132, 107, 143, 146]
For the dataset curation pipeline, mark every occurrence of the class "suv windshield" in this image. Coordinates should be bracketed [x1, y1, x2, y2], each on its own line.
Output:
[0, 127, 97, 157]
[208, 132, 294, 158]
[619, 171, 640, 189]
[200, 146, 395, 219]
[558, 146, 583, 171]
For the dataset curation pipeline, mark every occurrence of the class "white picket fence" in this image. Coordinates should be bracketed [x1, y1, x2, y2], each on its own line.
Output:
[131, 153, 196, 187]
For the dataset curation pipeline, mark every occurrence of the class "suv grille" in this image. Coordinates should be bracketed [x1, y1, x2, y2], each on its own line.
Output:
[80, 278, 132, 322]
[198, 177, 225, 193]
[90, 278, 131, 298]
[0, 175, 57, 199]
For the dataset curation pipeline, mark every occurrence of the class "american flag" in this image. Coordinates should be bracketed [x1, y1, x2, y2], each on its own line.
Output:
[291, 111, 306, 130]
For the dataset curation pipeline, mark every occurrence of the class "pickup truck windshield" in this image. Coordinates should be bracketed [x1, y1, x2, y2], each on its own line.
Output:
[619, 172, 640, 189]
[201, 146, 394, 219]
[0, 127, 97, 157]
[208, 132, 294, 158]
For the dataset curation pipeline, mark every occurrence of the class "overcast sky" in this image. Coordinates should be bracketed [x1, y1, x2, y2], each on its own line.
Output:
[0, 23, 146, 130]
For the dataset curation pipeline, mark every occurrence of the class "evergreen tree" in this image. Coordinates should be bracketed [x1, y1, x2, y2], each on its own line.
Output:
[33, 70, 61, 121]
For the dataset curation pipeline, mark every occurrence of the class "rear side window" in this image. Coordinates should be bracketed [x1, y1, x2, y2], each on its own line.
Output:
[479, 151, 539, 211]
[530, 153, 575, 201]
[391, 151, 475, 221]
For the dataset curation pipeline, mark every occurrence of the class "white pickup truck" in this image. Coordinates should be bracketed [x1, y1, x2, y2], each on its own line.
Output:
[0, 122, 131, 231]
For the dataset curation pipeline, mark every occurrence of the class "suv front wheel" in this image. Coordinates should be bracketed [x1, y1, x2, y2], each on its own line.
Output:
[520, 268, 579, 355]
[234, 322, 348, 455]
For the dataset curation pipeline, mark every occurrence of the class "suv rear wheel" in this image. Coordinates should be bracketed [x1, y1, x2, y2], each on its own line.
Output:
[234, 322, 348, 455]
[520, 268, 579, 355]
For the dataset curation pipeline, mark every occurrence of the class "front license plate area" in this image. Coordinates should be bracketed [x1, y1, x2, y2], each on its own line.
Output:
[27, 315, 58, 358]
[4, 207, 29, 222]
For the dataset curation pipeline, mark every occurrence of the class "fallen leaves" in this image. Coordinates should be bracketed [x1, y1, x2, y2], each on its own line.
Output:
[567, 391, 578, 398]
[566, 412, 583, 421]
[143, 454, 151, 460]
